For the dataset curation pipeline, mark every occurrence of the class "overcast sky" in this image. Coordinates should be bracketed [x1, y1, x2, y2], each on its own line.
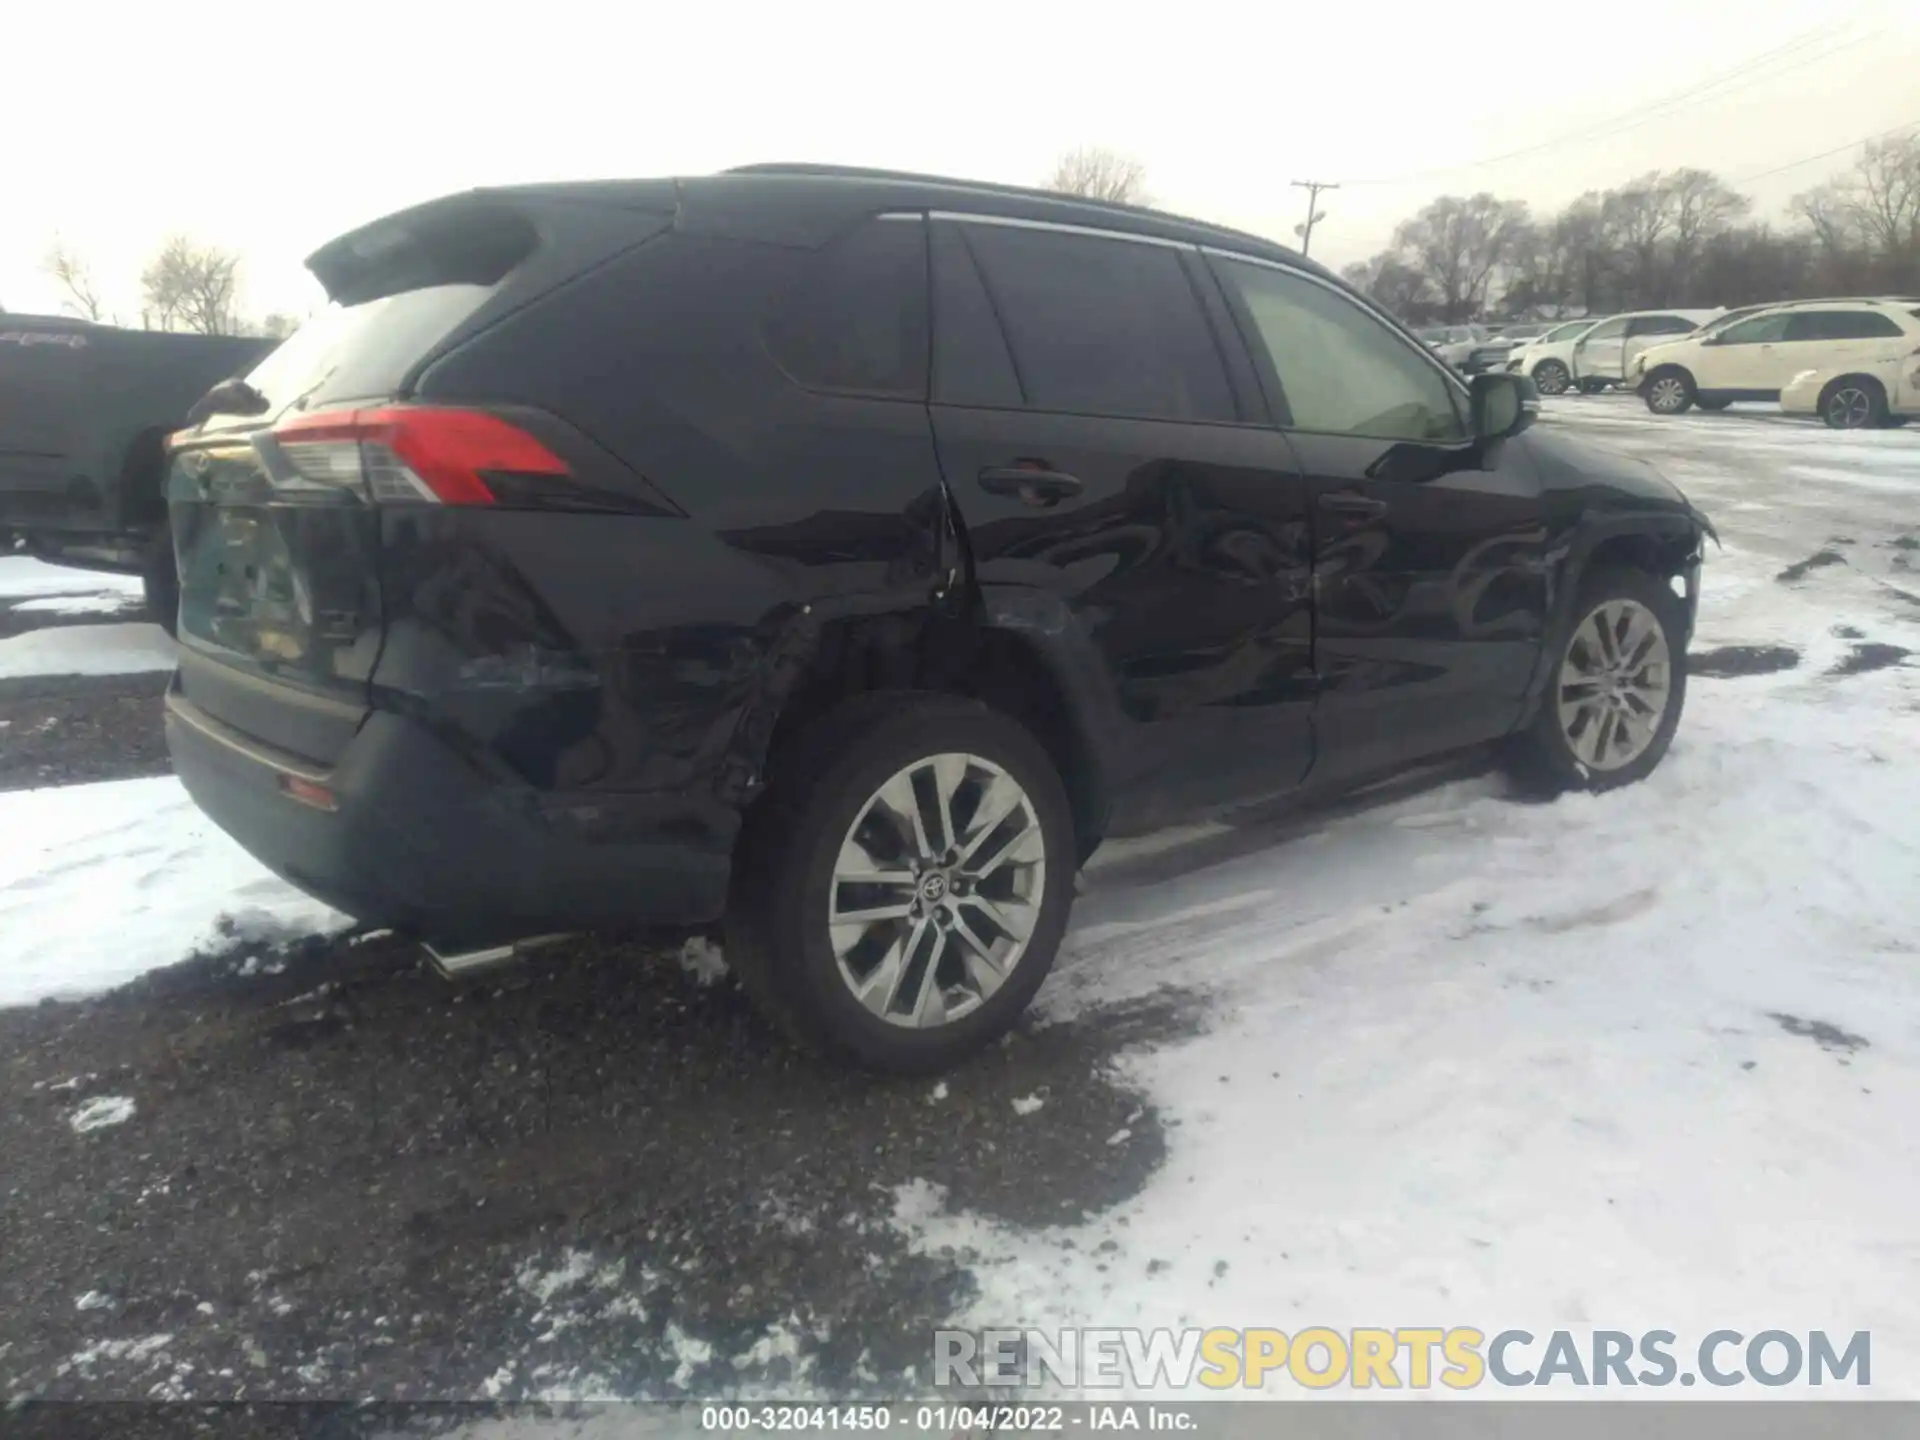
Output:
[3, 0, 1915, 325]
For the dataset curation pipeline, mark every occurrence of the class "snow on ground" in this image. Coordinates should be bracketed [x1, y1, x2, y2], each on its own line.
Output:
[0, 776, 347, 1008]
[3, 396, 1918, 1399]
[0, 623, 176, 680]
[890, 395, 1920, 1396]
[11, 593, 144, 617]
[0, 556, 144, 603]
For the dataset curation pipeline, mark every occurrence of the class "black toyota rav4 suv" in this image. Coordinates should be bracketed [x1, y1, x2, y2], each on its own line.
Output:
[163, 165, 1712, 1072]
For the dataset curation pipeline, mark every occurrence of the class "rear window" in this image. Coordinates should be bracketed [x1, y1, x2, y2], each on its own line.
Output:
[238, 286, 497, 413]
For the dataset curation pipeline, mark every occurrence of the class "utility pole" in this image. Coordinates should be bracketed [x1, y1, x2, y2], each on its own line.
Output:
[1290, 180, 1339, 257]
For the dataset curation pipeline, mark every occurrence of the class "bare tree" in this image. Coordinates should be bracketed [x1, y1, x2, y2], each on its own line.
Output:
[1046, 146, 1150, 206]
[141, 236, 243, 335]
[1391, 194, 1529, 320]
[42, 237, 106, 322]
[1343, 253, 1434, 320]
[1667, 168, 1750, 300]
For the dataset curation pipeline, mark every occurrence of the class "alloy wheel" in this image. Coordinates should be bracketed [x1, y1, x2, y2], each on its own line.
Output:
[1827, 386, 1872, 429]
[829, 753, 1047, 1029]
[1648, 377, 1689, 413]
[1534, 362, 1570, 395]
[1556, 599, 1672, 772]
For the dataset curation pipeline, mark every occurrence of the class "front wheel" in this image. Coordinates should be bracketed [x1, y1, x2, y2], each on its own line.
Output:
[1506, 569, 1688, 794]
[1644, 370, 1695, 416]
[726, 693, 1076, 1073]
[1532, 359, 1572, 395]
[1821, 377, 1889, 430]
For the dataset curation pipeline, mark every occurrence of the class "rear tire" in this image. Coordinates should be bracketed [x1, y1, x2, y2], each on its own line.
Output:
[726, 693, 1076, 1074]
[1506, 568, 1688, 795]
[1531, 359, 1571, 395]
[141, 532, 179, 638]
[1820, 376, 1889, 430]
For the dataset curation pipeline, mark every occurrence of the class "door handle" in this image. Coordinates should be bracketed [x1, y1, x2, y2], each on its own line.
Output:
[1318, 491, 1387, 518]
[978, 465, 1084, 506]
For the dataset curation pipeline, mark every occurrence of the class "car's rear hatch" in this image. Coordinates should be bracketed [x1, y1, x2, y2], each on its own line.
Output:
[165, 189, 674, 766]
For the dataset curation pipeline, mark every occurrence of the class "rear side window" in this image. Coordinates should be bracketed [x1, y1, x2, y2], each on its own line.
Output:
[948, 221, 1235, 423]
[1786, 310, 1904, 341]
[763, 216, 928, 399]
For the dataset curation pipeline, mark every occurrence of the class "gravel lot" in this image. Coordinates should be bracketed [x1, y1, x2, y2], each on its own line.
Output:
[5, 394, 1920, 1412]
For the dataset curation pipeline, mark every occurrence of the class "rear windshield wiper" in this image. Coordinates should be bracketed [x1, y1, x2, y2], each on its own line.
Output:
[185, 376, 270, 428]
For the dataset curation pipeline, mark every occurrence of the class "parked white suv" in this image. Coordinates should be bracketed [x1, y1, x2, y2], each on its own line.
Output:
[1505, 318, 1608, 391]
[1636, 301, 1920, 424]
[1569, 310, 1721, 390]
[1778, 305, 1920, 428]
[1505, 320, 1612, 397]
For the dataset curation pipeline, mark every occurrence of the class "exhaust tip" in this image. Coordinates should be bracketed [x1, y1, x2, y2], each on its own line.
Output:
[423, 933, 577, 980]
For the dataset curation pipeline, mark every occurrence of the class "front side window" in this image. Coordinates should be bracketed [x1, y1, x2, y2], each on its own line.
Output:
[1547, 319, 1600, 342]
[1213, 257, 1464, 443]
[952, 222, 1235, 423]
[1718, 312, 1794, 345]
[1583, 317, 1630, 341]
[1630, 315, 1697, 337]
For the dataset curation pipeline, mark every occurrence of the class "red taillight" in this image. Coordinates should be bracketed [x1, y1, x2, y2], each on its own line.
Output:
[278, 773, 337, 811]
[269, 407, 568, 506]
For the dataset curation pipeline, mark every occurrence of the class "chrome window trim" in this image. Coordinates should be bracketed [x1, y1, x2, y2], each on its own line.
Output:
[927, 210, 1192, 251]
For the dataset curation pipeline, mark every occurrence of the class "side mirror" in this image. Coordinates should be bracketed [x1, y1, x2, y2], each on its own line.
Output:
[1471, 372, 1538, 440]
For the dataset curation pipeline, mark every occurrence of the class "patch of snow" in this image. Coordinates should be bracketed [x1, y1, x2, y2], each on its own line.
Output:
[885, 402, 1920, 1398]
[74, 1291, 114, 1312]
[0, 777, 347, 1009]
[69, 1096, 135, 1132]
[677, 934, 728, 987]
[928, 1080, 949, 1103]
[67, 1333, 173, 1371]
[0, 557, 144, 602]
[515, 1249, 597, 1305]
[663, 1322, 714, 1389]
[0, 622, 176, 679]
[12, 592, 143, 617]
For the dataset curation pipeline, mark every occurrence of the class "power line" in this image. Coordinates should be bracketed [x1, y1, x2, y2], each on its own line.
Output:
[1728, 117, 1920, 185]
[1348, 16, 1886, 187]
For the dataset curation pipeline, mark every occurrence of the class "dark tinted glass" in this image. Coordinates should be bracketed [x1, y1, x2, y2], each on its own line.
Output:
[1719, 312, 1793, 345]
[763, 217, 928, 398]
[930, 222, 1023, 408]
[241, 287, 499, 409]
[1787, 310, 1904, 340]
[956, 223, 1235, 422]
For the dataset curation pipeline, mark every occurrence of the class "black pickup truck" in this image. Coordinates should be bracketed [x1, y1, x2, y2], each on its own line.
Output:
[1, 316, 278, 630]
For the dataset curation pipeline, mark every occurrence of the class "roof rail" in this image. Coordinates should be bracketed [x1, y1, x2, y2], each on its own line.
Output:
[720, 162, 1302, 263]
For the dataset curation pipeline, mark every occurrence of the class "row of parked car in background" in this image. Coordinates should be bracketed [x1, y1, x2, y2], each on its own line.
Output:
[1420, 297, 1920, 428]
